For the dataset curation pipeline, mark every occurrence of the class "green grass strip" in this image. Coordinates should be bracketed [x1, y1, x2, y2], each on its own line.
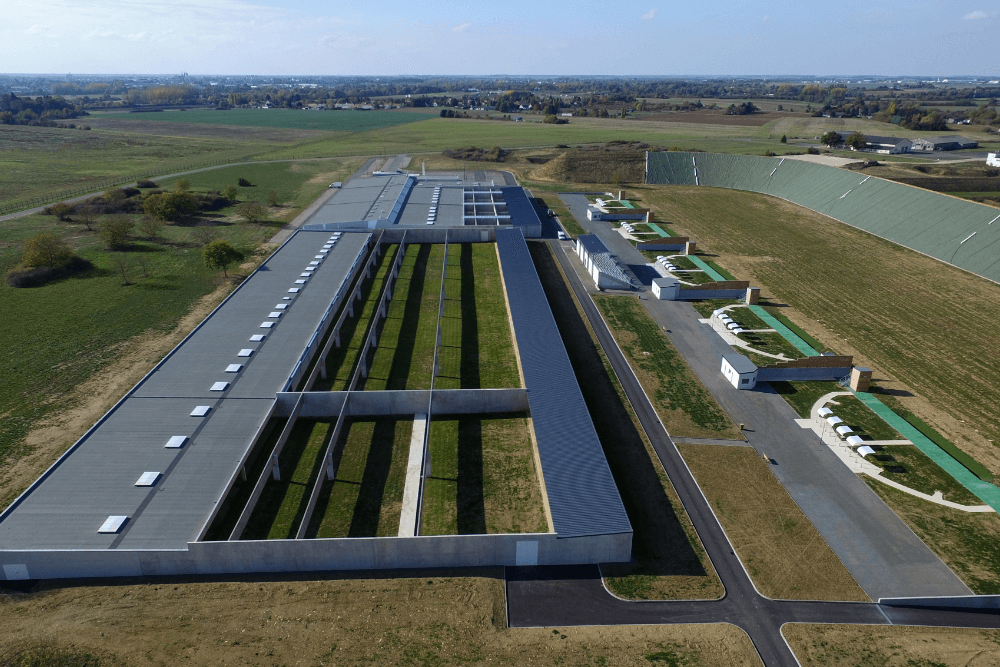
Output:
[747, 305, 819, 357]
[901, 413, 993, 482]
[705, 261, 737, 281]
[855, 392, 1000, 510]
[764, 308, 827, 353]
[685, 255, 726, 281]
[646, 223, 673, 238]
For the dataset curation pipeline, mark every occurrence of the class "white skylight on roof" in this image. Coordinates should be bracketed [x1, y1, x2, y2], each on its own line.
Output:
[310, 261, 320, 265]
[260, 321, 275, 328]
[300, 273, 312, 278]
[190, 405, 211, 416]
[314, 255, 325, 259]
[211, 381, 229, 391]
[295, 279, 306, 284]
[165, 435, 187, 448]
[249, 334, 265, 342]
[225, 364, 242, 373]
[268, 311, 282, 318]
[304, 267, 315, 272]
[98, 516, 128, 534]
[237, 348, 254, 357]
[288, 288, 300, 293]
[274, 304, 288, 309]
[135, 472, 161, 487]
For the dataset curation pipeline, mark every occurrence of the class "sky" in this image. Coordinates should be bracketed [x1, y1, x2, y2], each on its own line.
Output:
[3, 0, 999, 77]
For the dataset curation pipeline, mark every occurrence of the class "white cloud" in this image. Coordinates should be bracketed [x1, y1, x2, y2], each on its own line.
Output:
[452, 22, 472, 33]
[641, 8, 657, 20]
[963, 10, 988, 19]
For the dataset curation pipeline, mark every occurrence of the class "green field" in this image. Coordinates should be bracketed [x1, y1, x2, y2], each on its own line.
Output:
[593, 294, 742, 440]
[96, 108, 438, 132]
[242, 419, 333, 540]
[312, 245, 398, 391]
[420, 414, 547, 536]
[822, 395, 901, 441]
[529, 241, 723, 600]
[639, 183, 1000, 476]
[770, 381, 842, 418]
[306, 417, 413, 538]
[867, 446, 981, 505]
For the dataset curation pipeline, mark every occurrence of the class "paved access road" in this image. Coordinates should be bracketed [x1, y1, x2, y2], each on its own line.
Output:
[510, 238, 1000, 667]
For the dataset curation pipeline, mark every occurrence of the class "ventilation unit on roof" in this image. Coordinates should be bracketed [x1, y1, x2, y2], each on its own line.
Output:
[190, 405, 211, 417]
[165, 435, 187, 448]
[135, 472, 161, 487]
[98, 516, 128, 534]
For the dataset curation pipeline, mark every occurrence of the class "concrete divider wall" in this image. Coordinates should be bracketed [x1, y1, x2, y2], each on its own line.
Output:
[0, 532, 632, 580]
[636, 242, 687, 252]
[278, 389, 529, 419]
[757, 367, 852, 382]
[677, 288, 747, 300]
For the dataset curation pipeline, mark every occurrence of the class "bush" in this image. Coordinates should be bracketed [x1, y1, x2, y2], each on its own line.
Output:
[21, 232, 75, 267]
[136, 179, 158, 188]
[806, 147, 820, 155]
[237, 200, 266, 223]
[267, 190, 280, 206]
[137, 215, 164, 240]
[191, 224, 220, 246]
[237, 177, 254, 187]
[223, 185, 239, 200]
[203, 239, 243, 276]
[98, 214, 135, 249]
[6, 255, 93, 287]
[143, 191, 198, 221]
[45, 202, 73, 221]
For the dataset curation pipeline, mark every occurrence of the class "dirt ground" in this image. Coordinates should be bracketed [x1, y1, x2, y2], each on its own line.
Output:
[0, 574, 762, 666]
[783, 623, 1000, 666]
[0, 282, 235, 512]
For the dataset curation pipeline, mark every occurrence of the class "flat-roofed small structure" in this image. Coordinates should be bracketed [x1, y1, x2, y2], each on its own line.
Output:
[721, 353, 757, 389]
[576, 234, 633, 290]
[651, 277, 679, 299]
[911, 136, 978, 152]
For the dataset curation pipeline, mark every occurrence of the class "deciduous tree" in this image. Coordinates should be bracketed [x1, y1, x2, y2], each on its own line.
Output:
[21, 232, 74, 267]
[203, 239, 243, 277]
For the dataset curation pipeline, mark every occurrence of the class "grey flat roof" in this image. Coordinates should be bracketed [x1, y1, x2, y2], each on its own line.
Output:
[724, 352, 758, 374]
[0, 231, 369, 551]
[577, 233, 611, 255]
[495, 228, 631, 538]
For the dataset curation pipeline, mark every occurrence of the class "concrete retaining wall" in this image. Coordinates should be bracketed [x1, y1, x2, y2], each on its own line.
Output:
[276, 389, 529, 418]
[636, 242, 687, 252]
[676, 288, 748, 300]
[0, 532, 631, 580]
[756, 367, 852, 382]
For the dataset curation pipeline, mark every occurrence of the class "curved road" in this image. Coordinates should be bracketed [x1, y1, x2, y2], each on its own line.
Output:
[503, 239, 1000, 667]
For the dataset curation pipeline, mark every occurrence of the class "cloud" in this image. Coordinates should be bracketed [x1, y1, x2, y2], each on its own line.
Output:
[762, 15, 770, 22]
[963, 10, 988, 19]
[452, 22, 472, 33]
[641, 8, 657, 20]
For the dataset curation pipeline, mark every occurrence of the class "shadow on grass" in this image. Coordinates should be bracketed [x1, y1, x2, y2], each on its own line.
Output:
[529, 242, 706, 581]
[349, 418, 403, 536]
[456, 416, 487, 534]
[378, 243, 431, 390]
[459, 243, 481, 389]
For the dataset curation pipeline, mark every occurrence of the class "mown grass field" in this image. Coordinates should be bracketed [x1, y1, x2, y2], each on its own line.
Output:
[770, 380, 842, 417]
[862, 480, 1000, 593]
[306, 417, 412, 538]
[638, 183, 1000, 477]
[866, 446, 982, 505]
[421, 415, 547, 536]
[96, 108, 438, 132]
[593, 295, 742, 440]
[529, 241, 723, 600]
[822, 394, 901, 441]
[680, 444, 868, 601]
[242, 419, 333, 540]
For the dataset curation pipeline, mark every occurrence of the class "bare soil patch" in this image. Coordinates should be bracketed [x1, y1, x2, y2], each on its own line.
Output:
[0, 574, 762, 666]
[783, 623, 1000, 666]
[0, 282, 234, 511]
[679, 444, 869, 601]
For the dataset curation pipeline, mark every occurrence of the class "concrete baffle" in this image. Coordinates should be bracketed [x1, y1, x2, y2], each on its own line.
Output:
[746, 287, 760, 305]
[685, 241, 697, 255]
[850, 367, 873, 392]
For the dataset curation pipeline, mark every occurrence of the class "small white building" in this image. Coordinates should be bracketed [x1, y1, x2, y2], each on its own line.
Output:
[988, 152, 1000, 167]
[576, 234, 632, 290]
[721, 353, 757, 389]
[586, 207, 603, 221]
[651, 277, 679, 300]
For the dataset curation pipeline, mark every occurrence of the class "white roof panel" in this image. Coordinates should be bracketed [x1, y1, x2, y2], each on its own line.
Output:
[98, 516, 128, 534]
[135, 472, 161, 487]
[165, 435, 187, 448]
[190, 405, 211, 417]
[210, 381, 229, 391]
[225, 364, 242, 373]
[237, 349, 254, 357]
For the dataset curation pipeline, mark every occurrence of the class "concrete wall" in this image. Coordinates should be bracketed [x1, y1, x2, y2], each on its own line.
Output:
[756, 366, 852, 382]
[0, 532, 632, 580]
[676, 288, 747, 300]
[276, 389, 529, 419]
[636, 242, 687, 252]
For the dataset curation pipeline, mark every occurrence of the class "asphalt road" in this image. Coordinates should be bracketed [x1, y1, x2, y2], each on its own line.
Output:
[506, 238, 1000, 667]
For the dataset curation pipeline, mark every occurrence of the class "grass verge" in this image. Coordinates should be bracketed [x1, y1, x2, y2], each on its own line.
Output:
[307, 416, 412, 538]
[529, 240, 723, 600]
[420, 414, 547, 536]
[679, 444, 869, 601]
[592, 294, 742, 440]
[865, 448, 983, 505]
[770, 380, 843, 417]
[822, 394, 902, 441]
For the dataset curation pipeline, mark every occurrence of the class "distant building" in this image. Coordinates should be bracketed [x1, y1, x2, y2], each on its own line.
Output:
[988, 152, 1000, 167]
[910, 136, 978, 151]
[575, 235, 633, 290]
[835, 132, 911, 154]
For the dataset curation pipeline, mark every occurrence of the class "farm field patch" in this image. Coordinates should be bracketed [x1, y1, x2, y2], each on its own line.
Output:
[530, 241, 723, 600]
[95, 108, 439, 132]
[639, 183, 1000, 476]
[420, 414, 547, 536]
[679, 444, 869, 601]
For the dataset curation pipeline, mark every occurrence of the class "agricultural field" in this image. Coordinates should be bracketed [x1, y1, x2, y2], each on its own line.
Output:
[0, 574, 762, 667]
[95, 108, 439, 132]
[593, 294, 742, 440]
[306, 416, 413, 538]
[637, 183, 1000, 477]
[864, 480, 1000, 593]
[679, 444, 869, 601]
[783, 624, 1000, 667]
[530, 242, 723, 601]
[421, 414, 547, 536]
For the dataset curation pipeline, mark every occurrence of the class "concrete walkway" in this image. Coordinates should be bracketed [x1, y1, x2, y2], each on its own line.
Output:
[398, 414, 427, 537]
